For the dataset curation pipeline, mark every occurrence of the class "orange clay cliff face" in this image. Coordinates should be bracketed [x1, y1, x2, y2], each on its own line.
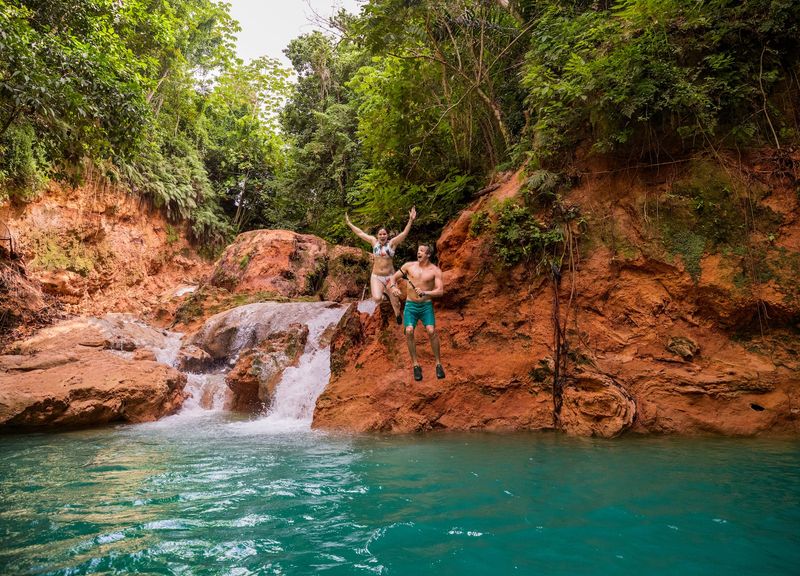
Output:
[314, 154, 800, 437]
[2, 154, 798, 437]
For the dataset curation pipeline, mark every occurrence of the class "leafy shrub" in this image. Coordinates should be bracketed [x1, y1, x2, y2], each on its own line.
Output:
[523, 169, 564, 206]
[0, 123, 48, 201]
[493, 200, 563, 267]
[521, 1, 800, 159]
[347, 168, 475, 250]
[469, 211, 490, 237]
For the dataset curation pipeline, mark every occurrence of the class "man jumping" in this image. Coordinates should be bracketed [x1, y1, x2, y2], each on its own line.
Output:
[387, 244, 445, 381]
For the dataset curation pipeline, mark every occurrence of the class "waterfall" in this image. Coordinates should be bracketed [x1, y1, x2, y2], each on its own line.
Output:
[154, 330, 183, 366]
[253, 305, 347, 428]
[231, 304, 347, 433]
[181, 373, 229, 412]
[164, 301, 348, 432]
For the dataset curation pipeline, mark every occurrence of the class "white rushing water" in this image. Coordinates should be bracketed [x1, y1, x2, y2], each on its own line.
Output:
[154, 330, 183, 366]
[357, 299, 377, 314]
[231, 304, 347, 434]
[180, 373, 229, 412]
[170, 302, 348, 433]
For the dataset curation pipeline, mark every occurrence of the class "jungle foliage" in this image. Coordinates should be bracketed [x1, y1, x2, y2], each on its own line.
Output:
[1, 0, 798, 252]
[0, 0, 289, 251]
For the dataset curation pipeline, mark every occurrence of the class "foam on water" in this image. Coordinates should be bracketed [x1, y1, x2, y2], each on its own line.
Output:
[181, 373, 228, 412]
[154, 329, 183, 366]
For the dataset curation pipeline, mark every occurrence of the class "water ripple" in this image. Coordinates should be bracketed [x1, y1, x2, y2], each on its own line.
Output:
[1, 429, 798, 575]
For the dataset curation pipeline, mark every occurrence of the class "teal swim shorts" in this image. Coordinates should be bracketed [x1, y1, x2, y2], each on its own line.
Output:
[403, 300, 435, 328]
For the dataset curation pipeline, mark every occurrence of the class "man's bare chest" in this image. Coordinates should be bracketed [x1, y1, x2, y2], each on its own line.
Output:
[409, 265, 436, 285]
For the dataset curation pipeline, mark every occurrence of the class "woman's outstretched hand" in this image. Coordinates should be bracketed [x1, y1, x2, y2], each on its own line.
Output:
[409, 206, 417, 221]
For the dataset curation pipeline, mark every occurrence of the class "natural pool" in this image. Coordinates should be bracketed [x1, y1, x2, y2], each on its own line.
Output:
[1, 414, 798, 575]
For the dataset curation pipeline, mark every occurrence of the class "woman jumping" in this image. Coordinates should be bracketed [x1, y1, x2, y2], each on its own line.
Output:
[345, 207, 416, 324]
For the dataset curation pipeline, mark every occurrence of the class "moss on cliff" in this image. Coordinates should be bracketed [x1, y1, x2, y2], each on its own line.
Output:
[26, 228, 116, 278]
[653, 160, 783, 282]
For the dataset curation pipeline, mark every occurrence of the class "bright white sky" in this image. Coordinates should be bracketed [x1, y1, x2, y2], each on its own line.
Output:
[228, 0, 363, 69]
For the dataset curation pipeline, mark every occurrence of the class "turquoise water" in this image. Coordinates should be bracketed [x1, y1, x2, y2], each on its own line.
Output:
[1, 415, 798, 575]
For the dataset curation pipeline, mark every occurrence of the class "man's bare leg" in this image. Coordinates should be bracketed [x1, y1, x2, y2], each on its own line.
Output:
[406, 326, 422, 380]
[426, 326, 445, 379]
[425, 326, 441, 364]
[405, 326, 419, 364]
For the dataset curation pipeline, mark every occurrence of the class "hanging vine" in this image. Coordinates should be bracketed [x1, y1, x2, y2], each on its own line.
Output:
[548, 200, 581, 427]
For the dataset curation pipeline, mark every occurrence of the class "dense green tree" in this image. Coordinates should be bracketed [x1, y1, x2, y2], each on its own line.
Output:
[277, 30, 367, 240]
[2, 0, 797, 252]
[354, 0, 528, 166]
[200, 56, 291, 232]
[0, 0, 150, 176]
[0, 0, 291, 249]
[520, 0, 800, 160]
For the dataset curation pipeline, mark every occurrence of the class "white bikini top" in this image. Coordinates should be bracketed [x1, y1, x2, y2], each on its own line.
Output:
[373, 242, 395, 257]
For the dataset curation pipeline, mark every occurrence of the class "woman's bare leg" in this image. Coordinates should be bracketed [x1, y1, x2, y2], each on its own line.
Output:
[370, 274, 385, 304]
[386, 283, 402, 317]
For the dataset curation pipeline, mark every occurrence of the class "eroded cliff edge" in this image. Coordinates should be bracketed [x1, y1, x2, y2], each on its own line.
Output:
[314, 155, 800, 436]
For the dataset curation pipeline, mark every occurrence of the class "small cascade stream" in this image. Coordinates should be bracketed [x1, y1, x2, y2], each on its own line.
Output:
[181, 373, 229, 412]
[169, 301, 348, 432]
[247, 304, 348, 428]
[153, 330, 183, 366]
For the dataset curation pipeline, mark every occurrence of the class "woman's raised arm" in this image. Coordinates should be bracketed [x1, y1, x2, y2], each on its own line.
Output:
[345, 213, 376, 246]
[390, 206, 416, 247]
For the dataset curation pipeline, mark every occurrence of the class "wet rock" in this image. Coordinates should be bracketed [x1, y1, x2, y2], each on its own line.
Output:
[189, 301, 337, 361]
[188, 301, 348, 414]
[225, 324, 309, 412]
[321, 246, 371, 302]
[0, 315, 186, 431]
[16, 314, 180, 360]
[0, 350, 185, 429]
[559, 373, 636, 438]
[133, 348, 157, 362]
[176, 344, 213, 372]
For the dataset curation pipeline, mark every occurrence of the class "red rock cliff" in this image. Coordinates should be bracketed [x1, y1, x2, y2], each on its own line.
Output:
[314, 157, 800, 437]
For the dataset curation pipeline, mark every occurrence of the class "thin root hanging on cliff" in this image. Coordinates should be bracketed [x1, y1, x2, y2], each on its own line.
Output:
[549, 207, 580, 428]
